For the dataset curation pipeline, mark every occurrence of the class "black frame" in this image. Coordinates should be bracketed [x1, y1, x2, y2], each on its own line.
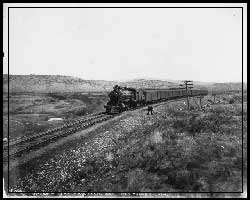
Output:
[5, 5, 245, 196]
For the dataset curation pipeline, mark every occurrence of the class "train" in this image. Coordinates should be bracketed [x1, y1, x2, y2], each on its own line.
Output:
[104, 85, 208, 114]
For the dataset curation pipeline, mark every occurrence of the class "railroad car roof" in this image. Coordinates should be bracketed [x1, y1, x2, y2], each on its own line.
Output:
[138, 87, 199, 89]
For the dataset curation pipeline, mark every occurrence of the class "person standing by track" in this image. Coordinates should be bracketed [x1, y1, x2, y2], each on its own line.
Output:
[147, 105, 153, 115]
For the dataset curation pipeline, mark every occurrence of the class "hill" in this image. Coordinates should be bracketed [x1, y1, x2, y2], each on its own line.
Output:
[119, 79, 178, 89]
[208, 82, 246, 91]
[3, 75, 118, 93]
[3, 74, 246, 93]
[3, 75, 179, 93]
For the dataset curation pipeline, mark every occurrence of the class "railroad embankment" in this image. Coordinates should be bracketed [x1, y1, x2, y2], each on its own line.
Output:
[7, 92, 246, 196]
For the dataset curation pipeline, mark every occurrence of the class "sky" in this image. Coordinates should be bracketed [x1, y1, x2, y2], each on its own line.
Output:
[3, 5, 246, 82]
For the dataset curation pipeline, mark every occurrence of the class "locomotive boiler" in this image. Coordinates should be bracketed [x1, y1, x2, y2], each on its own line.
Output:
[104, 85, 138, 114]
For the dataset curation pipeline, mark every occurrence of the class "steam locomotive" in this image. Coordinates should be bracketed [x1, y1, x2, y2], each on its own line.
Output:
[104, 85, 208, 114]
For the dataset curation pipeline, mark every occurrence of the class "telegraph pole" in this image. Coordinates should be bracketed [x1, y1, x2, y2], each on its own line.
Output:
[180, 80, 193, 110]
[197, 96, 203, 109]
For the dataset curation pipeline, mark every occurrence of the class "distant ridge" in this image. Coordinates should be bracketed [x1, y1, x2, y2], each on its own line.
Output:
[3, 74, 246, 93]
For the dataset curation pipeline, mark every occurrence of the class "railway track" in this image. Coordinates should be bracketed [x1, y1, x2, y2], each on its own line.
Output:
[3, 96, 197, 162]
[3, 112, 113, 161]
[4, 112, 105, 149]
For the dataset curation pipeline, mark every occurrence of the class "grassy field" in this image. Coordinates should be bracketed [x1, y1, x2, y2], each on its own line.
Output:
[3, 92, 109, 140]
[7, 91, 246, 196]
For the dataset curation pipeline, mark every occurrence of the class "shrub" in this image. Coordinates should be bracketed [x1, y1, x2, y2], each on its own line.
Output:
[74, 108, 87, 116]
[48, 98, 56, 103]
[69, 93, 92, 104]
[229, 99, 235, 104]
[126, 169, 146, 192]
[54, 104, 65, 109]
[47, 93, 67, 100]
[171, 169, 193, 189]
